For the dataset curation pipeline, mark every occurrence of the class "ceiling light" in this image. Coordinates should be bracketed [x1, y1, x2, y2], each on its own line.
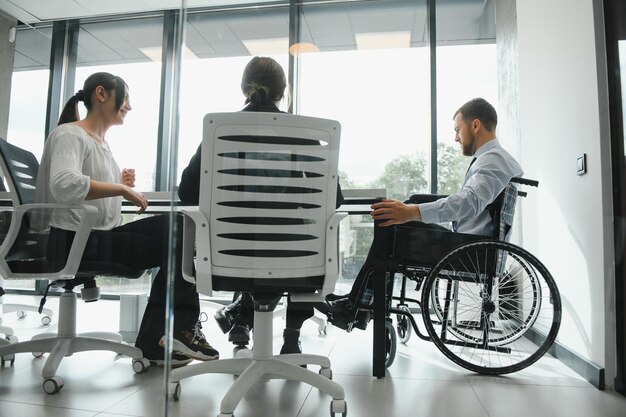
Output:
[355, 31, 411, 50]
[289, 42, 320, 56]
[139, 45, 199, 61]
[242, 38, 289, 56]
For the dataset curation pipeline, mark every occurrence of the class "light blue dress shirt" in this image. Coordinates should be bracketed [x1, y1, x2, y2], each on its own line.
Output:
[418, 139, 523, 236]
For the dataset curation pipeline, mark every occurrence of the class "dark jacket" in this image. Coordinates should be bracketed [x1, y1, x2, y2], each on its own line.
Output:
[178, 103, 343, 207]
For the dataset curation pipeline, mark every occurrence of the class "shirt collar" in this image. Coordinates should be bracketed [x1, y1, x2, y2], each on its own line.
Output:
[474, 138, 499, 159]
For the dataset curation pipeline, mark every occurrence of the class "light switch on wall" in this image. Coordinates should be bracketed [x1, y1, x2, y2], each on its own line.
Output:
[577, 154, 587, 176]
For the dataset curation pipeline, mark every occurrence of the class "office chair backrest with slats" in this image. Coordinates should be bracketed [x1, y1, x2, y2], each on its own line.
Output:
[182, 112, 345, 301]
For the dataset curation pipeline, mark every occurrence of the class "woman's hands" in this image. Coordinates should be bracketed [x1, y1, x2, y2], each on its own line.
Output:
[370, 198, 421, 227]
[120, 168, 146, 213]
[121, 168, 135, 188]
[121, 185, 148, 214]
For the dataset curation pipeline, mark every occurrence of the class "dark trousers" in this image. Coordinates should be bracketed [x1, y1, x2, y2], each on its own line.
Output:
[47, 213, 199, 356]
[348, 221, 450, 306]
[237, 292, 314, 331]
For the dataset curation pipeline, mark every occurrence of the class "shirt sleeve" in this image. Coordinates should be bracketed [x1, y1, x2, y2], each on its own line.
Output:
[178, 144, 202, 205]
[418, 150, 522, 224]
[48, 129, 91, 204]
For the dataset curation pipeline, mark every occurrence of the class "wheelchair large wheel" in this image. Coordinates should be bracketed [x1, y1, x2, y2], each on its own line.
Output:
[421, 241, 561, 375]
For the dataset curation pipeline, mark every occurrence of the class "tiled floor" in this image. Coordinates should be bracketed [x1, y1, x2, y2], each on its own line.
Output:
[1, 294, 625, 417]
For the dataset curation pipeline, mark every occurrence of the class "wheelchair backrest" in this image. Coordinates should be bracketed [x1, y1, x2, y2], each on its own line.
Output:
[489, 181, 519, 242]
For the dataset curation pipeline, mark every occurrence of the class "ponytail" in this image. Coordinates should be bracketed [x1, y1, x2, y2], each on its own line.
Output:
[57, 72, 128, 126]
[246, 83, 270, 105]
[57, 91, 85, 125]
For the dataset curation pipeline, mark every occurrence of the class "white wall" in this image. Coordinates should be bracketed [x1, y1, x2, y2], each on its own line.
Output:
[515, 0, 614, 382]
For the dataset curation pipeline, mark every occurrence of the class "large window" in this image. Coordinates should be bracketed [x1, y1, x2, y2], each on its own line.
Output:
[70, 17, 166, 294]
[298, 1, 431, 198]
[178, 9, 289, 184]
[436, 0, 497, 193]
[74, 17, 164, 192]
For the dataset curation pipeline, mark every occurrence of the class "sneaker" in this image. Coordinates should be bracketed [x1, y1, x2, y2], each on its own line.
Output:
[160, 314, 220, 361]
[228, 324, 250, 347]
[148, 352, 193, 369]
[214, 297, 242, 334]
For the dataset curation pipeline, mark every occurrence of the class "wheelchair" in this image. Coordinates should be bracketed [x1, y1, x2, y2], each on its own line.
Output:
[328, 178, 561, 375]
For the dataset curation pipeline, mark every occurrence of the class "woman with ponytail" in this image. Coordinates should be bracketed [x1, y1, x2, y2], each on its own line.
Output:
[36, 72, 220, 368]
[178, 57, 343, 354]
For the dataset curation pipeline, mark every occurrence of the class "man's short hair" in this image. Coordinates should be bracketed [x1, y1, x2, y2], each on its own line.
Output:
[454, 98, 498, 132]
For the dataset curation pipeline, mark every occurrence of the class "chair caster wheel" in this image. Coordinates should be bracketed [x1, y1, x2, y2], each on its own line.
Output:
[167, 381, 181, 400]
[16, 310, 26, 319]
[1, 354, 15, 367]
[330, 399, 347, 416]
[132, 358, 150, 374]
[43, 376, 64, 394]
[41, 315, 52, 326]
[319, 367, 333, 379]
[33, 351, 44, 358]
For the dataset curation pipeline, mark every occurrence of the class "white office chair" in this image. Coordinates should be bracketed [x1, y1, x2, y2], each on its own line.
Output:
[0, 139, 150, 394]
[168, 112, 347, 417]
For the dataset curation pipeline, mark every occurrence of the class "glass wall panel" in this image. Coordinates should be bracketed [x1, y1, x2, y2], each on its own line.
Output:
[5, 25, 53, 291]
[8, 25, 52, 164]
[435, 0, 497, 194]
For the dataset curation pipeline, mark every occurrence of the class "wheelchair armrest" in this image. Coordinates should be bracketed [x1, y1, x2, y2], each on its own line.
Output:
[405, 194, 448, 204]
[0, 203, 98, 281]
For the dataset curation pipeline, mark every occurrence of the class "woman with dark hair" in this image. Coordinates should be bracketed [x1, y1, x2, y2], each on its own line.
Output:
[179, 57, 343, 353]
[36, 72, 219, 368]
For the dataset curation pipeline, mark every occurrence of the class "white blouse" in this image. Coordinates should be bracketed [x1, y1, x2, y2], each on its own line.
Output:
[35, 123, 122, 231]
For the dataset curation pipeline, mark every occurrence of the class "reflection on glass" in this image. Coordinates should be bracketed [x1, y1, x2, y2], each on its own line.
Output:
[6, 25, 53, 291]
[8, 26, 52, 163]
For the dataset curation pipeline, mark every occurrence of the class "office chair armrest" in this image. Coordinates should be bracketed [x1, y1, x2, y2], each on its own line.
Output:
[290, 212, 347, 302]
[181, 206, 213, 295]
[405, 194, 449, 204]
[0, 203, 98, 280]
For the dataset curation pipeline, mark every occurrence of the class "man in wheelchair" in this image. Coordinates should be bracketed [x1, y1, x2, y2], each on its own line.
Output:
[321, 97, 524, 330]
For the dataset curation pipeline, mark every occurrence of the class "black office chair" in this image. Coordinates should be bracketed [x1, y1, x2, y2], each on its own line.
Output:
[0, 145, 54, 326]
[0, 139, 150, 394]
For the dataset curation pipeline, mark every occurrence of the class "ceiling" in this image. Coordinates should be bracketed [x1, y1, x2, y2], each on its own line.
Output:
[5, 0, 495, 71]
[0, 0, 274, 23]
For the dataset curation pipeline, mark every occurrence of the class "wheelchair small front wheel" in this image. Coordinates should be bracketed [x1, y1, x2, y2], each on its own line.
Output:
[395, 305, 412, 344]
[421, 241, 561, 375]
[385, 319, 397, 368]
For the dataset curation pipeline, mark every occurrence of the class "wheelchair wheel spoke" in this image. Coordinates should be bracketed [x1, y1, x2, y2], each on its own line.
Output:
[421, 241, 561, 375]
